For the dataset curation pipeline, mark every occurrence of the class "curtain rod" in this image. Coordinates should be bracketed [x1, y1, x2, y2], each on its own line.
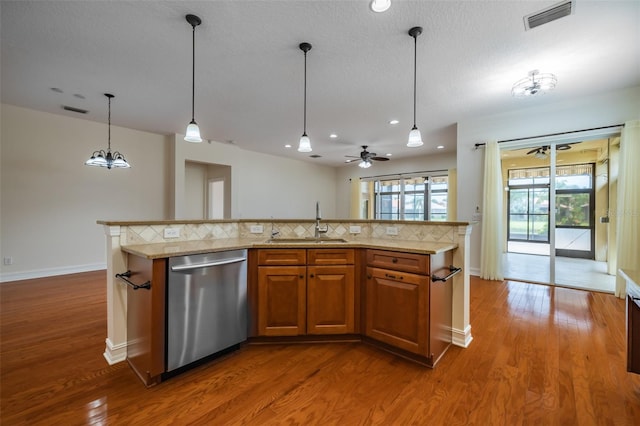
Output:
[359, 169, 449, 180]
[473, 124, 624, 149]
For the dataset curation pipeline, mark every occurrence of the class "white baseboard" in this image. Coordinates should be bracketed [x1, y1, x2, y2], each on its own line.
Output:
[452, 324, 473, 348]
[103, 338, 127, 365]
[0, 263, 106, 283]
[469, 267, 480, 277]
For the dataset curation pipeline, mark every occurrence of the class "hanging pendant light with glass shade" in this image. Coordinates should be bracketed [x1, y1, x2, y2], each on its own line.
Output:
[407, 26, 423, 148]
[85, 93, 130, 169]
[184, 14, 203, 143]
[298, 42, 313, 153]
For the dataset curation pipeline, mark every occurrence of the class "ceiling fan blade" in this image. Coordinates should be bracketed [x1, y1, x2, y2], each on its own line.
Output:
[371, 156, 389, 161]
[526, 148, 540, 155]
[556, 144, 572, 151]
[345, 155, 360, 158]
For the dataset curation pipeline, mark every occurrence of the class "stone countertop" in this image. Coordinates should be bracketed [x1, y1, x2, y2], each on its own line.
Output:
[121, 237, 458, 259]
[620, 269, 640, 297]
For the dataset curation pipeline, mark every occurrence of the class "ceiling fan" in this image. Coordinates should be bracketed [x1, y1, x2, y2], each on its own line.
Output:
[526, 143, 575, 159]
[345, 146, 390, 168]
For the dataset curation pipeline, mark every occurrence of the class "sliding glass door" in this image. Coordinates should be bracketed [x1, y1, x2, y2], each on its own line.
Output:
[502, 138, 616, 292]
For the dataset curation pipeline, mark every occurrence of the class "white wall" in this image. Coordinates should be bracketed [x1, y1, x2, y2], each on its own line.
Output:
[334, 151, 457, 218]
[457, 86, 640, 275]
[173, 136, 338, 220]
[0, 104, 169, 281]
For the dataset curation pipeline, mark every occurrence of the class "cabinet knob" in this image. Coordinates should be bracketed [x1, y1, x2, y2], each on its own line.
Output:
[309, 273, 315, 278]
[392, 258, 398, 263]
[299, 275, 304, 279]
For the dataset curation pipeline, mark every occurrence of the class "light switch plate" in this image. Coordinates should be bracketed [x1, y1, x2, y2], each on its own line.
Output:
[349, 225, 361, 234]
[250, 225, 264, 234]
[386, 226, 398, 236]
[164, 228, 180, 239]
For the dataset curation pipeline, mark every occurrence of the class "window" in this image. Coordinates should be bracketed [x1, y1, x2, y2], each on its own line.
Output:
[372, 175, 448, 221]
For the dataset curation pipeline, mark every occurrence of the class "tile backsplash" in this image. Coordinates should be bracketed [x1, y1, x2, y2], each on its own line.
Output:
[121, 221, 458, 245]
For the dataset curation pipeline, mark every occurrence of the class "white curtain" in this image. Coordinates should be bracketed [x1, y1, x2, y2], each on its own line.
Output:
[615, 120, 640, 298]
[480, 140, 504, 281]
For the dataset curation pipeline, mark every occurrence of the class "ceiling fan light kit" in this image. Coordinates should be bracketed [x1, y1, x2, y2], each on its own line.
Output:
[184, 14, 203, 143]
[407, 26, 424, 148]
[512, 70, 557, 98]
[298, 42, 313, 153]
[346, 145, 390, 168]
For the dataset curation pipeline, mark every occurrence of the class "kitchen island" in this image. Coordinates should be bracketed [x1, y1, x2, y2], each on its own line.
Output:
[98, 219, 473, 385]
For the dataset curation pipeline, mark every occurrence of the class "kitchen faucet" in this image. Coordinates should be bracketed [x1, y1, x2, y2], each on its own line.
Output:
[314, 201, 328, 238]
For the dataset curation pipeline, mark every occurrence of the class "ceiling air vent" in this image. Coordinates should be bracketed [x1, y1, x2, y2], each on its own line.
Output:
[62, 105, 88, 114]
[524, 0, 575, 30]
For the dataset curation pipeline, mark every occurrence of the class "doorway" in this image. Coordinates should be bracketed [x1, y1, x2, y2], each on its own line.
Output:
[501, 137, 618, 293]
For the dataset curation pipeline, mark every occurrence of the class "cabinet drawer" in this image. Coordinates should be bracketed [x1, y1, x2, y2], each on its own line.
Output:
[257, 249, 306, 266]
[308, 248, 355, 265]
[366, 249, 429, 275]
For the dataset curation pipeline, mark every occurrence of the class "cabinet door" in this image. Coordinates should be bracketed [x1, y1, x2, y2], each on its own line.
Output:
[257, 266, 306, 336]
[307, 265, 355, 334]
[126, 255, 166, 387]
[365, 267, 429, 356]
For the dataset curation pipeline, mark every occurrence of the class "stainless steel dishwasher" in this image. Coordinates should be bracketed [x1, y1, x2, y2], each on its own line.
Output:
[167, 249, 247, 372]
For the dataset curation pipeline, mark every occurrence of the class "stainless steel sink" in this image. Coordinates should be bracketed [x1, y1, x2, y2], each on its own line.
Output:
[265, 237, 348, 244]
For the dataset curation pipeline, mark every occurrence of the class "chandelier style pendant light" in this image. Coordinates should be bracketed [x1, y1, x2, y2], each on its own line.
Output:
[184, 14, 203, 143]
[407, 26, 423, 148]
[85, 94, 130, 169]
[298, 42, 313, 153]
[511, 70, 557, 97]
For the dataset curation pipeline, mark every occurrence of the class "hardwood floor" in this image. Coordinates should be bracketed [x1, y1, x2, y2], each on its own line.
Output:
[2, 272, 639, 425]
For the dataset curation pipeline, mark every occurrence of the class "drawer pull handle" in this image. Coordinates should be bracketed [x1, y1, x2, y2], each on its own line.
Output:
[431, 266, 462, 283]
[385, 273, 402, 280]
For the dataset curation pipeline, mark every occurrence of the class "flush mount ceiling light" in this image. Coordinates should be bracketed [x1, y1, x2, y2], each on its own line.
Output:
[298, 42, 313, 152]
[407, 26, 423, 148]
[184, 14, 203, 142]
[370, 0, 391, 13]
[85, 94, 130, 169]
[511, 70, 557, 98]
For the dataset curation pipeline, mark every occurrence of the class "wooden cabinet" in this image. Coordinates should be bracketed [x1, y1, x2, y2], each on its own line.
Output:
[365, 249, 452, 366]
[365, 266, 429, 354]
[257, 265, 306, 336]
[256, 248, 355, 336]
[124, 254, 166, 387]
[308, 264, 355, 334]
[627, 275, 640, 374]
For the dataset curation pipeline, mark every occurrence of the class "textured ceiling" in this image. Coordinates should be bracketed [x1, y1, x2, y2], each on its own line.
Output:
[1, 1, 639, 166]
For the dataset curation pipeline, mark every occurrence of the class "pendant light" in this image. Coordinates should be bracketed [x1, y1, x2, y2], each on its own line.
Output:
[85, 94, 130, 169]
[184, 14, 202, 143]
[407, 26, 423, 148]
[298, 42, 312, 153]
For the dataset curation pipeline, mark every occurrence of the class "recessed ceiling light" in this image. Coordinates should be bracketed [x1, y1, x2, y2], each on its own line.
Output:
[285, 144, 292, 148]
[437, 145, 444, 149]
[370, 0, 391, 13]
[329, 133, 337, 138]
[389, 119, 399, 125]
[386, 153, 392, 157]
[50, 87, 63, 93]
[73, 94, 86, 99]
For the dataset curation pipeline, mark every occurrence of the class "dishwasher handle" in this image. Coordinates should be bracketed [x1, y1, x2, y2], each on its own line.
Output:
[170, 256, 247, 272]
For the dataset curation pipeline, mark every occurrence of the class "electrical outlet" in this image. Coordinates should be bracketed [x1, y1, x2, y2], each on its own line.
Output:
[386, 226, 398, 236]
[3, 257, 13, 265]
[250, 225, 264, 234]
[163, 228, 180, 239]
[349, 225, 361, 234]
